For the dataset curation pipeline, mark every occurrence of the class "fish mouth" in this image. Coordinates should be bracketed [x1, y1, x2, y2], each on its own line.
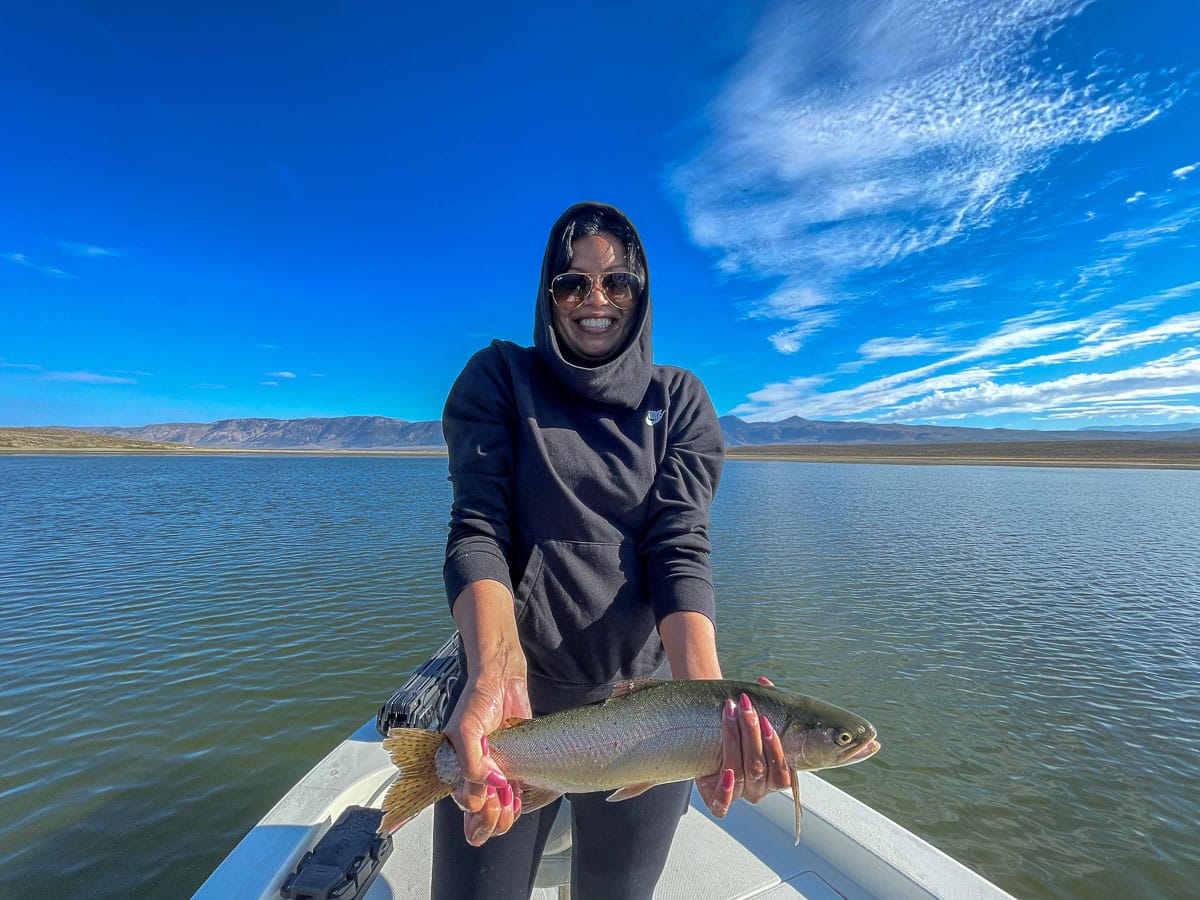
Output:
[837, 738, 881, 765]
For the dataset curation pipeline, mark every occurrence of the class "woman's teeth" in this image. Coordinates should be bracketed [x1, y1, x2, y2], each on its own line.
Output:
[579, 318, 612, 330]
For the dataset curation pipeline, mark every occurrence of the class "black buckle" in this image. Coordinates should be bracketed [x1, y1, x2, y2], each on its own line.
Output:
[279, 806, 392, 900]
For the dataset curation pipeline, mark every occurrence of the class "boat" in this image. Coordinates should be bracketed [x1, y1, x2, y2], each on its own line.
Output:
[197, 636, 1016, 899]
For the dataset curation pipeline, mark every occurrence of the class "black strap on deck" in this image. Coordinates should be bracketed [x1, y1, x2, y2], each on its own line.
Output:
[279, 806, 392, 900]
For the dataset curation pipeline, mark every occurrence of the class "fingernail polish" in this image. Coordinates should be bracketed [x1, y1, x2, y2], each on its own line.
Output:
[486, 771, 508, 789]
[487, 785, 497, 799]
[500, 784, 513, 806]
[481, 735, 489, 755]
[761, 716, 774, 739]
[514, 795, 522, 814]
[721, 769, 735, 791]
[725, 700, 737, 720]
[740, 693, 753, 712]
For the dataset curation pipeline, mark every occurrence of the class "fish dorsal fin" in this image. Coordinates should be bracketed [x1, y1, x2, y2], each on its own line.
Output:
[609, 677, 663, 700]
[501, 716, 532, 729]
[606, 781, 658, 802]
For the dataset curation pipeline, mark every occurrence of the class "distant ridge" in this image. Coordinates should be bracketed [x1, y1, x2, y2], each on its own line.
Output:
[84, 416, 444, 450]
[718, 415, 1200, 446]
[69, 415, 1200, 450]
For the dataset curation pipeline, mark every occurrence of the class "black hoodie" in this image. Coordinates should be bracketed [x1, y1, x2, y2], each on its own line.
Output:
[441, 202, 724, 714]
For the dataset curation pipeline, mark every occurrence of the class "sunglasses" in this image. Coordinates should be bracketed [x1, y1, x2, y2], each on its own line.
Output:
[549, 271, 642, 310]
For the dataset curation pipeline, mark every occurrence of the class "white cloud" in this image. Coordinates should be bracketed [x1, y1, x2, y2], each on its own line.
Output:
[768, 312, 838, 353]
[857, 335, 960, 360]
[1101, 207, 1200, 250]
[0, 361, 136, 384]
[1125, 191, 1146, 204]
[1039, 402, 1200, 420]
[733, 297, 1200, 421]
[265, 371, 296, 378]
[674, 0, 1176, 352]
[42, 370, 136, 384]
[259, 381, 279, 387]
[883, 349, 1200, 420]
[4, 252, 73, 279]
[1172, 162, 1198, 180]
[930, 276, 985, 294]
[58, 242, 121, 258]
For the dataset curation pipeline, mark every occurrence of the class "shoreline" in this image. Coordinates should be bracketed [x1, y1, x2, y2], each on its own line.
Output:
[3, 440, 1199, 469]
[725, 440, 1200, 470]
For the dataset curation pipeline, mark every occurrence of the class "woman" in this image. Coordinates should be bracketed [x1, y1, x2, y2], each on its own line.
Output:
[435, 202, 790, 899]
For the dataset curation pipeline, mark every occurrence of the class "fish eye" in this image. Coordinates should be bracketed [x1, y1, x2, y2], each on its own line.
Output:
[835, 729, 854, 746]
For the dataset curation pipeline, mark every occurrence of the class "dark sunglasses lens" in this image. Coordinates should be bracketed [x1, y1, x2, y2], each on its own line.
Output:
[602, 273, 639, 307]
[551, 274, 589, 305]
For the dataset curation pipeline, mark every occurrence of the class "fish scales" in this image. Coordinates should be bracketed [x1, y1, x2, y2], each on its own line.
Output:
[487, 684, 725, 793]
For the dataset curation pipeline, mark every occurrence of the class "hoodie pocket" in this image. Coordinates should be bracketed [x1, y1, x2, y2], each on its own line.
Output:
[512, 544, 545, 626]
[514, 540, 662, 689]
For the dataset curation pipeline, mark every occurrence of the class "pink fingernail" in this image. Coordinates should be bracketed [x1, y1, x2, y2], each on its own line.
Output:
[740, 693, 753, 712]
[725, 700, 737, 720]
[486, 771, 508, 789]
[486, 785, 497, 799]
[514, 795, 522, 814]
[481, 735, 489, 756]
[500, 784, 513, 806]
[761, 716, 774, 739]
[721, 769, 735, 791]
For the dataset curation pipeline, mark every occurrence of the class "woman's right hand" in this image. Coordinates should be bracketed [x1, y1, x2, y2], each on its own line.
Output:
[444, 579, 531, 846]
[442, 662, 531, 845]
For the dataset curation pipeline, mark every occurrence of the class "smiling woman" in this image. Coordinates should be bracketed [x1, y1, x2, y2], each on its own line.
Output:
[428, 201, 779, 900]
[546, 213, 646, 364]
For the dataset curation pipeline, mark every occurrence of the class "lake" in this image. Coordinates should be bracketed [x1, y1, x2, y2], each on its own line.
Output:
[1, 455, 1197, 898]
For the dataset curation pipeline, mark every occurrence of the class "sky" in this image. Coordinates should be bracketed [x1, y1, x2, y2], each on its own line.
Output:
[2, 0, 1198, 430]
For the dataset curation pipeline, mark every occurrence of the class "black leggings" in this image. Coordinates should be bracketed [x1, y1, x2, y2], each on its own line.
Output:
[431, 780, 692, 900]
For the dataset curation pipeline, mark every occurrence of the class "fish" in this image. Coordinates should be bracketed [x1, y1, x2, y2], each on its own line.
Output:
[380, 678, 880, 843]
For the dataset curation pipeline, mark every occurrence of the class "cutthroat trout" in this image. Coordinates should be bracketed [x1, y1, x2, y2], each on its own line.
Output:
[381, 678, 880, 842]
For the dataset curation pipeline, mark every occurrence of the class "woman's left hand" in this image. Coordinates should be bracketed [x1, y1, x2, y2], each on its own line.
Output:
[695, 682, 792, 818]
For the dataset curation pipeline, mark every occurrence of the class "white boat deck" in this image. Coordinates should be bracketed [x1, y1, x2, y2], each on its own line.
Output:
[197, 719, 1015, 900]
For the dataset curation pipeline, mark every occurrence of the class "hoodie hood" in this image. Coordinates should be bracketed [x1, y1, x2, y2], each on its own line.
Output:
[534, 201, 653, 409]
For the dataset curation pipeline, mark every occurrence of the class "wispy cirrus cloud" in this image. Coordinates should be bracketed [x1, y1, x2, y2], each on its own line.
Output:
[857, 334, 964, 360]
[4, 253, 73, 279]
[673, 0, 1179, 353]
[41, 370, 137, 384]
[58, 241, 122, 258]
[885, 349, 1200, 421]
[732, 292, 1200, 422]
[0, 361, 136, 384]
[265, 371, 297, 379]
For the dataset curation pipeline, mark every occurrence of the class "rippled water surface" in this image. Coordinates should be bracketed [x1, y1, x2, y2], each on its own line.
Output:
[1, 455, 1197, 898]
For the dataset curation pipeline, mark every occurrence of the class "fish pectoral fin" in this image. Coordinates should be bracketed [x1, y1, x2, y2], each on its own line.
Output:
[518, 785, 564, 814]
[608, 678, 664, 700]
[606, 781, 659, 802]
[501, 715, 532, 729]
[790, 769, 803, 846]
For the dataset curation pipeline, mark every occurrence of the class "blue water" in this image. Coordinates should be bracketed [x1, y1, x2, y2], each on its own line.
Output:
[1, 455, 1197, 898]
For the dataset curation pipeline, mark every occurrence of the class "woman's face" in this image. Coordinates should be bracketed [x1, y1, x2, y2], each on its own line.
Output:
[551, 232, 639, 363]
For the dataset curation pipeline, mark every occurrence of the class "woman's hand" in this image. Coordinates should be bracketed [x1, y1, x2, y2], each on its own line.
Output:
[694, 686, 792, 818]
[444, 579, 531, 846]
[442, 665, 530, 845]
[658, 614, 792, 818]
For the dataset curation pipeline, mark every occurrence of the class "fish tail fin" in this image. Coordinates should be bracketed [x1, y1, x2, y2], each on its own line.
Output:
[380, 728, 455, 832]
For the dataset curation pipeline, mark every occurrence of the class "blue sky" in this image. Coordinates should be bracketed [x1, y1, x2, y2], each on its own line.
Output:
[2, 0, 1198, 430]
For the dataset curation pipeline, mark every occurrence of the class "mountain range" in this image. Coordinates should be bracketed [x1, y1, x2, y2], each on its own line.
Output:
[81, 415, 1200, 450]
